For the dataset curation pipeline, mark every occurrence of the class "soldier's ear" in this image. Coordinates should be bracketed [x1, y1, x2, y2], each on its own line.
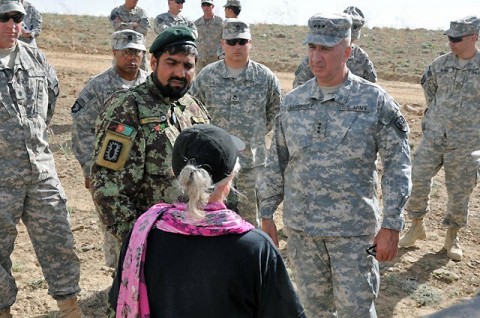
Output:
[150, 56, 157, 70]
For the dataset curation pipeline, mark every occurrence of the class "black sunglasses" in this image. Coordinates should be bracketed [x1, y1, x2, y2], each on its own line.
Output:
[201, 2, 212, 7]
[448, 34, 474, 43]
[0, 13, 25, 23]
[225, 39, 249, 46]
[448, 35, 465, 43]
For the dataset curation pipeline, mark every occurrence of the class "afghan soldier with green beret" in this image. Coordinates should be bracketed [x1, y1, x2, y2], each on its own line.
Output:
[91, 26, 210, 248]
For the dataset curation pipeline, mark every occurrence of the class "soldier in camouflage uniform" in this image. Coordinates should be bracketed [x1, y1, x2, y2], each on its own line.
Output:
[194, 0, 223, 71]
[293, 6, 377, 88]
[110, 0, 151, 71]
[18, 0, 41, 47]
[259, 13, 411, 317]
[71, 30, 148, 267]
[91, 26, 210, 245]
[399, 16, 480, 262]
[0, 1, 82, 317]
[223, 0, 241, 19]
[154, 0, 197, 36]
[190, 19, 282, 227]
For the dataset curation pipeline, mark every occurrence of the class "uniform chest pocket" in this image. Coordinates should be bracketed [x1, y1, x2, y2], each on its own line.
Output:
[142, 123, 177, 175]
[20, 70, 48, 120]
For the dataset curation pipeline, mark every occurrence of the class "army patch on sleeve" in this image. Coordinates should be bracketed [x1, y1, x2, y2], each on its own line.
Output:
[95, 121, 136, 170]
[394, 115, 408, 132]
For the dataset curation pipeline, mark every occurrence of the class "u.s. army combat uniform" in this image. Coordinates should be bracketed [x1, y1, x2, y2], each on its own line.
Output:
[194, 14, 224, 71]
[0, 42, 80, 308]
[406, 49, 480, 227]
[154, 12, 197, 35]
[18, 1, 42, 47]
[91, 75, 210, 242]
[110, 4, 150, 36]
[110, 4, 151, 71]
[190, 60, 281, 227]
[293, 44, 377, 88]
[71, 65, 147, 267]
[259, 73, 411, 317]
[71, 67, 148, 180]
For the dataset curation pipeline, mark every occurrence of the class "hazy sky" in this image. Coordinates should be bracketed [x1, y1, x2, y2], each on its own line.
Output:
[30, 0, 479, 30]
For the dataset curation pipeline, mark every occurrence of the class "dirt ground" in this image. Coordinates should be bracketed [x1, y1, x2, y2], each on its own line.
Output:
[9, 51, 480, 317]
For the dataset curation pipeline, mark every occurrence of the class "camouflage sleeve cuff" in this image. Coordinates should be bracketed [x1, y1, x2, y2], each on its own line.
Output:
[259, 195, 283, 219]
[381, 213, 404, 232]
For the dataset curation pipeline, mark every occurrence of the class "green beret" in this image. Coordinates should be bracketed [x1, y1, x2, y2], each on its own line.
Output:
[149, 26, 197, 54]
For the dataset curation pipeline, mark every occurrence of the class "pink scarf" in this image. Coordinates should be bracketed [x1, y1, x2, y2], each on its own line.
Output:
[116, 202, 254, 318]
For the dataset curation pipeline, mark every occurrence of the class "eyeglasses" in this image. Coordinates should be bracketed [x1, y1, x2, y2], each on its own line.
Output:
[448, 34, 471, 43]
[225, 39, 249, 46]
[201, 2, 212, 7]
[0, 13, 25, 23]
[118, 48, 144, 57]
[365, 245, 376, 257]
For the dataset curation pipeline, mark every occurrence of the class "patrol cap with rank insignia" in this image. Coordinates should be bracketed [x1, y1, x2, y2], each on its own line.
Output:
[0, 0, 25, 14]
[304, 12, 352, 47]
[112, 30, 146, 51]
[222, 18, 251, 40]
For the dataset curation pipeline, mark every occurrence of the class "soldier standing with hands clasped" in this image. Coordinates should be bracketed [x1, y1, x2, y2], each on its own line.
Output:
[259, 12, 411, 317]
[399, 16, 480, 262]
[0, 0, 82, 317]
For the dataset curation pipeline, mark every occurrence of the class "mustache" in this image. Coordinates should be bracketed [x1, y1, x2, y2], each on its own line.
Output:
[168, 76, 187, 86]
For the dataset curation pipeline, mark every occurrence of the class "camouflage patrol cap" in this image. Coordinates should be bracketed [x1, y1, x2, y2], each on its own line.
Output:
[304, 13, 352, 47]
[444, 16, 480, 37]
[149, 26, 197, 53]
[223, 0, 241, 8]
[202, 0, 214, 4]
[0, 0, 26, 15]
[222, 18, 251, 40]
[112, 30, 146, 51]
[343, 6, 365, 40]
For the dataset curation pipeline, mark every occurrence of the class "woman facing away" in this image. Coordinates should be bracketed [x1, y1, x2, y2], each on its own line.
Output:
[108, 124, 306, 318]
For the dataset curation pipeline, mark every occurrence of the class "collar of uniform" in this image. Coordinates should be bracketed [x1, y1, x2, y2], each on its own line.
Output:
[309, 71, 354, 104]
[453, 49, 480, 70]
[122, 4, 138, 13]
[219, 59, 253, 79]
[15, 42, 33, 72]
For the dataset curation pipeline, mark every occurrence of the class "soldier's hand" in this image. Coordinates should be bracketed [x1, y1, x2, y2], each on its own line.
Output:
[373, 228, 400, 262]
[261, 218, 279, 247]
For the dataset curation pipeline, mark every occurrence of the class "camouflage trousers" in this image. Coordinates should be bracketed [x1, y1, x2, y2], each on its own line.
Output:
[406, 137, 479, 228]
[0, 177, 81, 308]
[227, 166, 261, 227]
[286, 228, 379, 318]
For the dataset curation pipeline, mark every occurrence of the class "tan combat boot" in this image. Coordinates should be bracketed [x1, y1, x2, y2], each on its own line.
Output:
[444, 228, 462, 261]
[399, 218, 426, 247]
[0, 308, 12, 318]
[57, 297, 83, 318]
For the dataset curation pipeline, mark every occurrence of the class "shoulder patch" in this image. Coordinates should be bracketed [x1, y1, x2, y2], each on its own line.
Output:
[95, 121, 137, 170]
[394, 115, 408, 132]
[107, 121, 136, 137]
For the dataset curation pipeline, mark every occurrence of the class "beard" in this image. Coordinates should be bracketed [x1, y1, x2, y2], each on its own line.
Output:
[151, 73, 190, 100]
